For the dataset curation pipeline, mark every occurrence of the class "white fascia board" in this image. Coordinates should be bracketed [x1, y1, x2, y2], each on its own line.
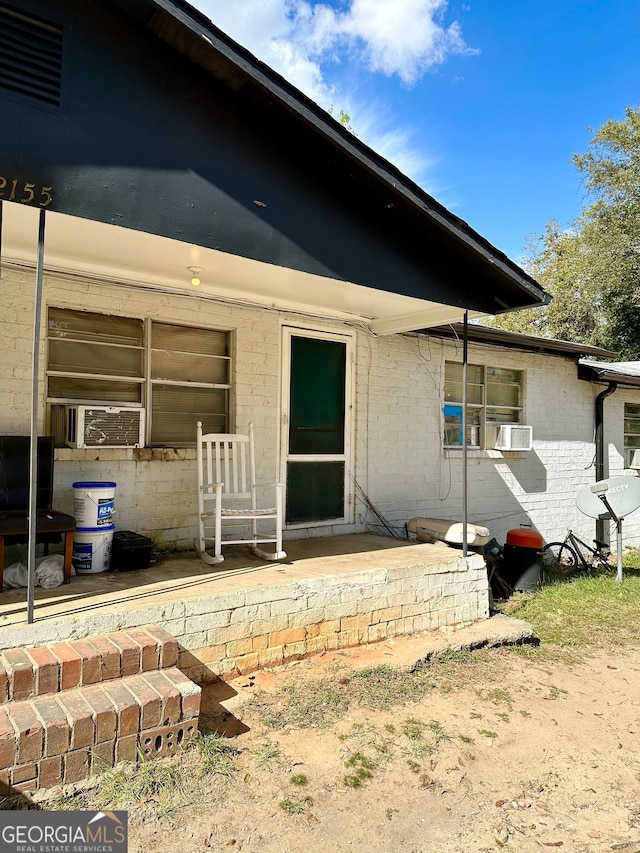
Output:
[369, 307, 484, 335]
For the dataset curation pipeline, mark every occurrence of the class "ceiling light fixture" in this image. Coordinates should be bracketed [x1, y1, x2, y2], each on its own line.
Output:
[188, 266, 202, 287]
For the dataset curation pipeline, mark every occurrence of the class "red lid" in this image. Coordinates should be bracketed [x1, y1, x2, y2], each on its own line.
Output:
[506, 527, 543, 548]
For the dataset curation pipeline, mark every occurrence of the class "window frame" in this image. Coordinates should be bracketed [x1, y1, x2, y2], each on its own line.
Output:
[443, 361, 525, 450]
[623, 402, 640, 468]
[46, 306, 233, 447]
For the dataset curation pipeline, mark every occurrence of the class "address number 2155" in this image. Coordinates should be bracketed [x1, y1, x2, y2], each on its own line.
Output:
[0, 176, 53, 207]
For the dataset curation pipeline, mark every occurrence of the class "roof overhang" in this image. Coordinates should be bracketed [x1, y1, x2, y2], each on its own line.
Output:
[578, 360, 640, 388]
[427, 324, 619, 360]
[2, 203, 484, 331]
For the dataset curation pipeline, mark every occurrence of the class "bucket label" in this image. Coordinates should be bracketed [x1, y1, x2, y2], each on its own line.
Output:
[97, 498, 115, 523]
[72, 542, 93, 570]
[73, 494, 115, 526]
[73, 535, 112, 573]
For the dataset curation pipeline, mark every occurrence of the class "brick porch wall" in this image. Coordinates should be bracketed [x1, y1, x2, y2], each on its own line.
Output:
[0, 626, 201, 792]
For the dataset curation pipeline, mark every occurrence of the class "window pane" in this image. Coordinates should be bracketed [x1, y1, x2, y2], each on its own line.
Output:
[48, 376, 142, 403]
[486, 382, 520, 407]
[626, 449, 640, 467]
[444, 406, 480, 446]
[487, 367, 520, 384]
[444, 362, 484, 406]
[445, 363, 483, 384]
[151, 323, 228, 357]
[151, 384, 228, 445]
[624, 405, 640, 467]
[444, 381, 483, 406]
[48, 340, 144, 377]
[486, 407, 520, 424]
[151, 350, 228, 384]
[48, 307, 143, 346]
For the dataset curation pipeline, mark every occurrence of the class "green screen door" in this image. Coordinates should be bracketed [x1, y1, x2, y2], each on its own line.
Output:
[285, 332, 348, 524]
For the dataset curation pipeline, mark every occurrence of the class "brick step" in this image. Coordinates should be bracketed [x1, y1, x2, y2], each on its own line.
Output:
[0, 666, 201, 791]
[0, 625, 178, 702]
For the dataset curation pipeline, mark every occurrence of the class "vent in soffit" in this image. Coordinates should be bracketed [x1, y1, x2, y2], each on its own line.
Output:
[0, 2, 62, 107]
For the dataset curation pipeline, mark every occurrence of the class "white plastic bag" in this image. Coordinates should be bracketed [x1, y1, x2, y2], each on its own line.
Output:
[3, 554, 66, 589]
[35, 554, 65, 589]
[2, 561, 29, 588]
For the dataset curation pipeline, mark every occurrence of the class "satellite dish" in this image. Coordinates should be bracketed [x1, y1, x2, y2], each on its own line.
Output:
[577, 476, 640, 520]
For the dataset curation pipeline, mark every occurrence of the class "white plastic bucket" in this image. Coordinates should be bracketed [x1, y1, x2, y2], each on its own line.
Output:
[73, 481, 116, 529]
[72, 526, 114, 574]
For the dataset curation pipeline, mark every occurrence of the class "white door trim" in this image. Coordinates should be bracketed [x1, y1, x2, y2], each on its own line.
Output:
[280, 324, 355, 529]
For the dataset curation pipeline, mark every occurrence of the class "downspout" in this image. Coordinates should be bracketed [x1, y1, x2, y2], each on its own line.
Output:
[595, 381, 617, 546]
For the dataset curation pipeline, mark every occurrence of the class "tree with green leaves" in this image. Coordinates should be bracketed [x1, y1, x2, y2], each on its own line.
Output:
[488, 106, 640, 359]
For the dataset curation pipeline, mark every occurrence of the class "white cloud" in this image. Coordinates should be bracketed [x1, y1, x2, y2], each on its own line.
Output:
[193, 0, 476, 185]
[195, 0, 473, 92]
[353, 106, 436, 183]
[195, 0, 336, 105]
[332, 0, 476, 85]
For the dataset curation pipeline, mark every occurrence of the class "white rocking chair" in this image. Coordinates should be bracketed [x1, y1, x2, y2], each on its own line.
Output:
[196, 421, 286, 565]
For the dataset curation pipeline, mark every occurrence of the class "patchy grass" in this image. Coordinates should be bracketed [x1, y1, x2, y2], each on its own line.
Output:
[246, 664, 436, 731]
[481, 687, 514, 707]
[622, 547, 640, 569]
[194, 732, 238, 777]
[478, 729, 498, 740]
[401, 717, 427, 741]
[50, 734, 239, 822]
[246, 655, 503, 733]
[94, 757, 193, 820]
[280, 795, 314, 815]
[249, 740, 283, 768]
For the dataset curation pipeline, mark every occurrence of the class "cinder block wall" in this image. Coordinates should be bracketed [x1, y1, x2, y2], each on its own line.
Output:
[3, 265, 640, 553]
[177, 551, 489, 681]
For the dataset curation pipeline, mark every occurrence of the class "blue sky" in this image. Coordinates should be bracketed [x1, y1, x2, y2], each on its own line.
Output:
[192, 0, 639, 263]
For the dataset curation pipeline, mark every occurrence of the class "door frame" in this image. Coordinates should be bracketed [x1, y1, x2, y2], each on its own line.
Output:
[280, 323, 355, 529]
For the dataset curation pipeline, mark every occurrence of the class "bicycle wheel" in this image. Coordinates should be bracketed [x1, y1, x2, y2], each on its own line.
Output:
[542, 542, 578, 575]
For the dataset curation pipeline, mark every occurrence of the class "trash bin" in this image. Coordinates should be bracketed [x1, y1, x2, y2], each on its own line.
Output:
[502, 526, 543, 591]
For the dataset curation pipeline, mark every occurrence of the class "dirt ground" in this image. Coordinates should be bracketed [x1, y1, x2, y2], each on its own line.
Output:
[120, 627, 640, 853]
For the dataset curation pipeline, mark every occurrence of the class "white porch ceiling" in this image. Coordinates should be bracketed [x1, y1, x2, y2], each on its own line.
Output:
[2, 203, 484, 333]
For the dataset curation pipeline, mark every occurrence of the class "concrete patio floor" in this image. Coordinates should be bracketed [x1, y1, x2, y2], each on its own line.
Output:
[1, 534, 433, 620]
[0, 535, 455, 635]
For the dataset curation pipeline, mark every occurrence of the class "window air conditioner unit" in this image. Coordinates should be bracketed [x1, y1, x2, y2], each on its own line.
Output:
[65, 406, 145, 449]
[494, 424, 533, 451]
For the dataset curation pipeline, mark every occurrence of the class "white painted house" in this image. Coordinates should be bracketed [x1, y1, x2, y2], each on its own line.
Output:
[1, 0, 637, 661]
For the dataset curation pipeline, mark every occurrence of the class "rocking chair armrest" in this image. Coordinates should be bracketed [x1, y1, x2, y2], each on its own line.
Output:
[201, 482, 224, 491]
